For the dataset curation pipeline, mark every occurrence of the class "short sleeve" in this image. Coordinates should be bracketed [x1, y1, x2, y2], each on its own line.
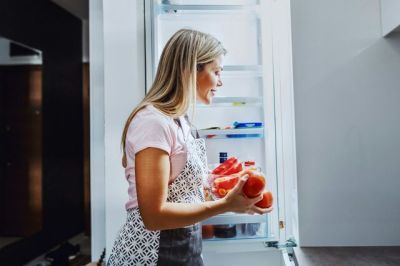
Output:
[126, 114, 174, 156]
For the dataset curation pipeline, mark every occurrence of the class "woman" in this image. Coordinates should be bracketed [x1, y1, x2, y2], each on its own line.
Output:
[108, 29, 272, 266]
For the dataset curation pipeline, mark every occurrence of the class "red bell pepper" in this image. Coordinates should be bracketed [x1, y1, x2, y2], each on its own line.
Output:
[221, 161, 243, 175]
[211, 157, 237, 175]
[214, 175, 240, 190]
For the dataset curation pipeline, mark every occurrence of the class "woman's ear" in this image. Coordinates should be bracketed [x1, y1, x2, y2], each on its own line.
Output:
[197, 64, 204, 72]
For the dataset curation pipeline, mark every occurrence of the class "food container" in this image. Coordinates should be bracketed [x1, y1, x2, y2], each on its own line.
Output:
[240, 223, 261, 236]
[213, 224, 237, 238]
[201, 224, 214, 239]
[207, 173, 241, 200]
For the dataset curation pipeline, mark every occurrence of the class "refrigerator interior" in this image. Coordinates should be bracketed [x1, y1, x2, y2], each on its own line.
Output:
[146, 0, 282, 246]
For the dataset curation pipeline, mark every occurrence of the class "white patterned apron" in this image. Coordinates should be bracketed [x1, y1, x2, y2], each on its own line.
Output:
[108, 133, 208, 266]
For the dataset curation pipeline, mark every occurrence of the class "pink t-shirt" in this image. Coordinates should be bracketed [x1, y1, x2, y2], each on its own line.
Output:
[124, 105, 193, 209]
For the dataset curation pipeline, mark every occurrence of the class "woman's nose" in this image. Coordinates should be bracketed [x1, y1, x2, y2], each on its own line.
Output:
[217, 79, 223, 87]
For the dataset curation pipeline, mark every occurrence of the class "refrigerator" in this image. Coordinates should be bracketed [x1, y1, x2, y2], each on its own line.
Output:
[144, 0, 298, 265]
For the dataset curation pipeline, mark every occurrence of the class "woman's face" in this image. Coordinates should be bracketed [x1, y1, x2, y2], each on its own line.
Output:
[196, 55, 223, 104]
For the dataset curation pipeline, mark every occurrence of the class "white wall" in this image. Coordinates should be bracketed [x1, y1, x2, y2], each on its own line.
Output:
[291, 0, 400, 246]
[89, 0, 146, 260]
[381, 0, 400, 36]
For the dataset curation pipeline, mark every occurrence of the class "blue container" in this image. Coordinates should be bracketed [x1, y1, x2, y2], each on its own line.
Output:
[233, 121, 263, 129]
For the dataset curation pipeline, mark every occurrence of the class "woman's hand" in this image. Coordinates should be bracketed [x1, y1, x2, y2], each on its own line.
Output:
[222, 175, 273, 215]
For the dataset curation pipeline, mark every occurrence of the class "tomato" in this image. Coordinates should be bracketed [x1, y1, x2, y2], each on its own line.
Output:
[214, 175, 240, 190]
[212, 157, 237, 175]
[202, 224, 214, 239]
[242, 170, 265, 198]
[255, 191, 273, 208]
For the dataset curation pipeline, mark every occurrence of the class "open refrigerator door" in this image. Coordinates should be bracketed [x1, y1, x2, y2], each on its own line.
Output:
[144, 0, 298, 265]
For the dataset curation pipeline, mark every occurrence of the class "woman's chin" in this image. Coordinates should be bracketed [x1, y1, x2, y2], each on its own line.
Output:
[197, 97, 212, 105]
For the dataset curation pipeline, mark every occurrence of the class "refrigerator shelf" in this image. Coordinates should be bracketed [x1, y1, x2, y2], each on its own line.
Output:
[202, 212, 268, 225]
[198, 128, 264, 139]
[158, 4, 259, 12]
[202, 237, 278, 251]
[219, 65, 262, 72]
[197, 97, 262, 108]
[203, 235, 275, 243]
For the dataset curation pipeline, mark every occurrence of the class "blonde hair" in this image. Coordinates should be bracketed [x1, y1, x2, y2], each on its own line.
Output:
[121, 29, 226, 167]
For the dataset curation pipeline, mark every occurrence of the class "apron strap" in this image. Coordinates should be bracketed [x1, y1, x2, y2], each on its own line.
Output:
[174, 115, 200, 139]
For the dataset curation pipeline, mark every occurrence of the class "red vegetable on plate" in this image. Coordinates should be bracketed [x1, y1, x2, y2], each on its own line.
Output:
[255, 191, 273, 208]
[210, 159, 269, 204]
[242, 170, 265, 198]
[212, 157, 237, 175]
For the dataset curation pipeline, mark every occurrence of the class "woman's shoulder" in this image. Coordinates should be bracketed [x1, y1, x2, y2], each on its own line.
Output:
[130, 104, 175, 131]
[126, 105, 178, 155]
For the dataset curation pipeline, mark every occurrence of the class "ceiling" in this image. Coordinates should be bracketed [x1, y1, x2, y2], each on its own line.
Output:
[51, 0, 88, 20]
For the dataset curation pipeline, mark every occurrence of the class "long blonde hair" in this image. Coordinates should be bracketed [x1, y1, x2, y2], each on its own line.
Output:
[121, 29, 226, 167]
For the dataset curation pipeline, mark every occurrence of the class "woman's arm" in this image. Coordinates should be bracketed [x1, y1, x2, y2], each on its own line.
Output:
[135, 147, 270, 231]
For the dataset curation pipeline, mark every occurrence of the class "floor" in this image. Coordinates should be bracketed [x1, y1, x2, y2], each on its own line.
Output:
[23, 238, 400, 265]
[0, 237, 22, 249]
[294, 247, 400, 266]
[26, 233, 91, 266]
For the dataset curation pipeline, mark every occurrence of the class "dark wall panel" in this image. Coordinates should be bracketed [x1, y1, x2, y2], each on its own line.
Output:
[0, 66, 43, 237]
[0, 0, 83, 264]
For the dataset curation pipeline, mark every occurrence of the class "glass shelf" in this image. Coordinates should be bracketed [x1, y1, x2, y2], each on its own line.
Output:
[159, 4, 257, 11]
[197, 97, 262, 108]
[202, 236, 276, 245]
[202, 212, 268, 225]
[157, 0, 260, 12]
[201, 213, 270, 241]
[159, 0, 259, 6]
[198, 128, 264, 139]
[222, 65, 262, 72]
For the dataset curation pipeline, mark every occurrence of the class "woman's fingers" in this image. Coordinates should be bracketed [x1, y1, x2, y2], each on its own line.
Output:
[246, 210, 255, 215]
[231, 174, 248, 194]
[252, 206, 273, 215]
[248, 193, 263, 205]
[225, 175, 274, 216]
